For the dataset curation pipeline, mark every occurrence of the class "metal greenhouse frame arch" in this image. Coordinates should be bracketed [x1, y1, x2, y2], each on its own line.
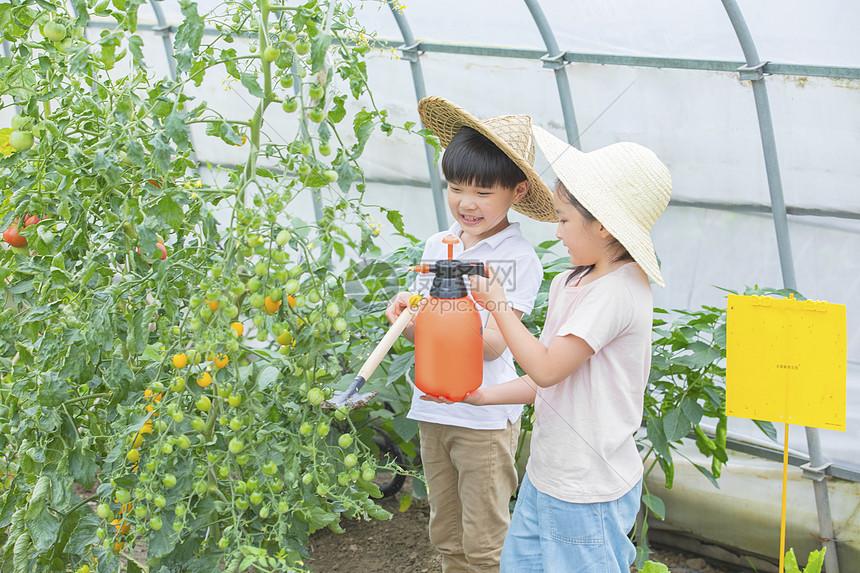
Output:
[381, 1, 858, 570]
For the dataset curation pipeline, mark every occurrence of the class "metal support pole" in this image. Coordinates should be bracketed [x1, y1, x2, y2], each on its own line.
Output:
[720, 2, 839, 571]
[523, 0, 581, 148]
[149, 0, 199, 167]
[387, 2, 448, 232]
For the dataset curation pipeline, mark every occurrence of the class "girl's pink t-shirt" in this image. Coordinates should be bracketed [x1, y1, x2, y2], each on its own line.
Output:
[526, 263, 654, 503]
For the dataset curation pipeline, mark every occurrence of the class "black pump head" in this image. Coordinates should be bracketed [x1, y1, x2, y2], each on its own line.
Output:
[427, 260, 486, 299]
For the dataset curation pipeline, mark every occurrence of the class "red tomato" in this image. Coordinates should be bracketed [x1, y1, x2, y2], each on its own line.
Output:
[2, 221, 26, 248]
[23, 215, 40, 227]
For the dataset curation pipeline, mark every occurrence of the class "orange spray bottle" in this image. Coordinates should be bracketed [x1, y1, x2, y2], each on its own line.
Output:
[410, 236, 486, 401]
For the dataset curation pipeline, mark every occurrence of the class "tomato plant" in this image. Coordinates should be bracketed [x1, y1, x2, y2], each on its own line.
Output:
[0, 0, 436, 571]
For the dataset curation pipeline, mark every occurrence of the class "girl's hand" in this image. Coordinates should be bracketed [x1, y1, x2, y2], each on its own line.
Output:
[469, 263, 507, 313]
[419, 389, 485, 406]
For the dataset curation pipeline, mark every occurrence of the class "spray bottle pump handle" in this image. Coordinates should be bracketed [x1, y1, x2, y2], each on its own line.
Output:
[442, 235, 459, 260]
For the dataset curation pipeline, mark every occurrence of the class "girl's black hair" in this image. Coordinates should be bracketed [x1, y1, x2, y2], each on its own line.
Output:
[555, 180, 633, 286]
[441, 127, 527, 190]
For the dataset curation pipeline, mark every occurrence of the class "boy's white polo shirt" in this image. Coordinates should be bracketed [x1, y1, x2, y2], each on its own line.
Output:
[407, 222, 542, 430]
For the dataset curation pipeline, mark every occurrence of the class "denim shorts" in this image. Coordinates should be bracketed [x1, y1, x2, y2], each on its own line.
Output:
[501, 473, 642, 573]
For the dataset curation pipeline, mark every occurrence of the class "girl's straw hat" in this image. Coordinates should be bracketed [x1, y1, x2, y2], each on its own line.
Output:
[418, 96, 557, 222]
[532, 126, 671, 287]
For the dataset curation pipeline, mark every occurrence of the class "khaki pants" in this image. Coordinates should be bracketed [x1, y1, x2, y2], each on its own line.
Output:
[419, 419, 521, 573]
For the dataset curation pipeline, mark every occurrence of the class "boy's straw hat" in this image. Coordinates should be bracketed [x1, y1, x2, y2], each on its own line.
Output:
[418, 96, 557, 222]
[532, 126, 671, 287]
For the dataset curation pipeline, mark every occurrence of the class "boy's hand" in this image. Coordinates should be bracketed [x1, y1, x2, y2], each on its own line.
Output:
[385, 291, 417, 325]
[468, 263, 507, 313]
[419, 389, 484, 406]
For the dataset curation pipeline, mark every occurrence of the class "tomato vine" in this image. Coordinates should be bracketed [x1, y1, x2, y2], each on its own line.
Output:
[0, 0, 431, 571]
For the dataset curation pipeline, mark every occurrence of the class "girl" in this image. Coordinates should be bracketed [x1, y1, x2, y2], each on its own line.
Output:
[423, 126, 672, 572]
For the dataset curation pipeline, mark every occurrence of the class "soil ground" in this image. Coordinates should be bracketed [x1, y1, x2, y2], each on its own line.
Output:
[307, 477, 742, 573]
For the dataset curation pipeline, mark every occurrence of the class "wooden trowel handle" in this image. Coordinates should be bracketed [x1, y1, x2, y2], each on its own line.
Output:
[357, 306, 414, 380]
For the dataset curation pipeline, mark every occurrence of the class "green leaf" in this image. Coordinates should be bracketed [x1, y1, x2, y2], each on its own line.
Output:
[785, 548, 801, 573]
[240, 73, 264, 98]
[328, 95, 346, 123]
[297, 505, 338, 534]
[642, 562, 670, 573]
[65, 513, 100, 555]
[174, 0, 204, 51]
[645, 417, 671, 460]
[662, 407, 690, 443]
[157, 195, 184, 231]
[128, 34, 145, 67]
[754, 419, 778, 442]
[70, 447, 97, 490]
[805, 547, 826, 573]
[392, 415, 418, 443]
[310, 32, 332, 73]
[679, 396, 704, 426]
[352, 109, 375, 157]
[165, 111, 191, 148]
[386, 351, 414, 385]
[28, 503, 60, 551]
[258, 366, 279, 391]
[641, 493, 665, 519]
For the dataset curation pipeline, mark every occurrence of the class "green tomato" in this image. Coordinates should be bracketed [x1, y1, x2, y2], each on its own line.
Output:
[337, 434, 354, 449]
[229, 417, 243, 432]
[307, 290, 321, 304]
[235, 497, 249, 510]
[176, 435, 191, 450]
[262, 460, 278, 476]
[333, 317, 347, 332]
[284, 279, 300, 295]
[307, 388, 325, 406]
[154, 494, 166, 508]
[190, 416, 206, 432]
[361, 468, 376, 482]
[262, 46, 280, 62]
[308, 107, 325, 123]
[9, 130, 34, 152]
[299, 422, 313, 436]
[43, 21, 68, 42]
[323, 169, 339, 183]
[97, 503, 111, 519]
[10, 114, 31, 130]
[316, 422, 330, 438]
[282, 97, 298, 113]
[150, 515, 163, 531]
[326, 301, 340, 318]
[295, 40, 310, 55]
[250, 491, 263, 505]
[228, 437, 244, 455]
[174, 502, 187, 517]
[163, 473, 177, 488]
[308, 83, 324, 100]
[115, 488, 132, 504]
[280, 74, 294, 88]
[343, 454, 358, 468]
[170, 377, 185, 392]
[195, 396, 211, 412]
[235, 453, 249, 465]
[259, 505, 271, 519]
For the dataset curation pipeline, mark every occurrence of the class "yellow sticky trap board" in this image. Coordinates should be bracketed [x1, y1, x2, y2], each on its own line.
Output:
[726, 294, 847, 431]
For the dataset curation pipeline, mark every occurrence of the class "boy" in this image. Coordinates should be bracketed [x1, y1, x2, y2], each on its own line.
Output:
[385, 96, 556, 572]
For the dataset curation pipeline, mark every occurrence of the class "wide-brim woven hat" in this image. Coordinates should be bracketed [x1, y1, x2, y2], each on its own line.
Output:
[417, 96, 557, 222]
[532, 126, 672, 287]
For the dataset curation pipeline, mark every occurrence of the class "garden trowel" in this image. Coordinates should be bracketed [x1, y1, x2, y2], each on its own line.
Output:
[325, 296, 420, 409]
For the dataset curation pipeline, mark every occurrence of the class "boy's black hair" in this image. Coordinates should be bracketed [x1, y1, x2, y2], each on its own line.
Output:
[441, 127, 527, 190]
[555, 180, 633, 286]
